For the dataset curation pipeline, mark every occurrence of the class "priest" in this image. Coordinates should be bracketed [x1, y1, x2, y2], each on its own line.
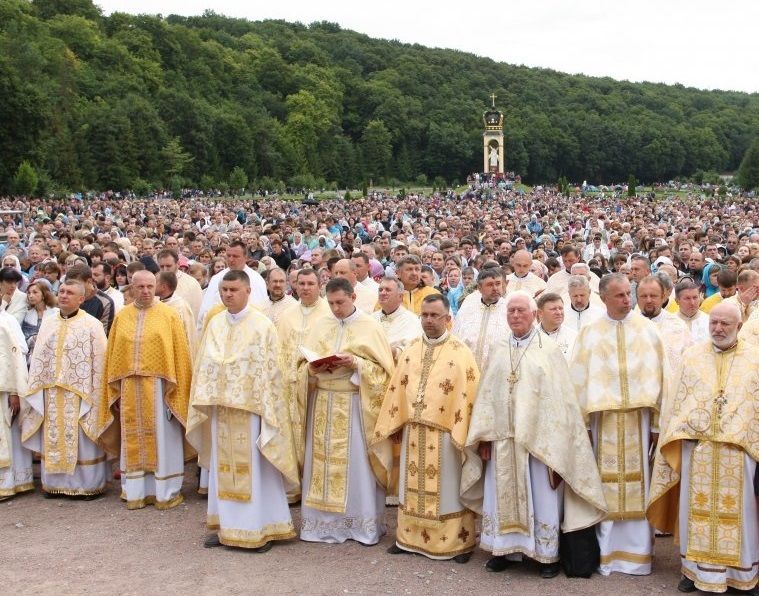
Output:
[375, 293, 479, 561]
[373, 276, 422, 361]
[504, 250, 547, 297]
[536, 292, 577, 358]
[452, 268, 508, 371]
[565, 275, 604, 332]
[462, 291, 606, 578]
[675, 279, 710, 343]
[187, 270, 299, 551]
[101, 270, 193, 510]
[571, 273, 667, 576]
[298, 277, 394, 545]
[0, 309, 32, 500]
[262, 268, 296, 325]
[637, 275, 692, 368]
[156, 271, 197, 361]
[157, 248, 203, 319]
[648, 302, 759, 594]
[21, 279, 110, 498]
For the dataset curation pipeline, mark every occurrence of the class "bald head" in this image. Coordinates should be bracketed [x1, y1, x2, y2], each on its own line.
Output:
[332, 259, 357, 287]
[132, 270, 157, 308]
[709, 302, 742, 349]
[512, 250, 532, 277]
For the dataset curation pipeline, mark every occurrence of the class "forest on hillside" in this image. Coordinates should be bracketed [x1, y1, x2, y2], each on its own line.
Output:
[2, 0, 758, 195]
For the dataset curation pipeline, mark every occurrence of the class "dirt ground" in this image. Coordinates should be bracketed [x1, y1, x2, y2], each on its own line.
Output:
[3, 464, 683, 595]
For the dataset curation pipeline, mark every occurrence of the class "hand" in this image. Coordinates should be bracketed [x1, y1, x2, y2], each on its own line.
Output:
[478, 441, 492, 461]
[331, 353, 357, 370]
[8, 394, 20, 418]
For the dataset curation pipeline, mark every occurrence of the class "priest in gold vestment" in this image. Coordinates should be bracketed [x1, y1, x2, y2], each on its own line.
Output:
[462, 291, 606, 578]
[375, 294, 479, 561]
[0, 310, 32, 500]
[21, 279, 109, 497]
[648, 302, 759, 594]
[262, 268, 296, 325]
[298, 277, 394, 545]
[571, 273, 667, 576]
[101, 271, 193, 510]
[187, 270, 298, 551]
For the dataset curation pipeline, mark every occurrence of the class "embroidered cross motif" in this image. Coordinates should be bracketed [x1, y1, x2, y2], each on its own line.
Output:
[388, 405, 399, 418]
[389, 385, 396, 392]
[428, 443, 435, 452]
[458, 527, 470, 543]
[236, 433, 247, 446]
[715, 391, 728, 417]
[413, 399, 427, 416]
[448, 361, 455, 368]
[439, 379, 454, 394]
[466, 367, 475, 382]
[408, 462, 418, 477]
[422, 529, 431, 543]
[507, 371, 519, 394]
[405, 356, 410, 363]
[454, 409, 462, 424]
[440, 535, 448, 542]
[439, 406, 445, 413]
[400, 375, 409, 386]
[425, 464, 437, 479]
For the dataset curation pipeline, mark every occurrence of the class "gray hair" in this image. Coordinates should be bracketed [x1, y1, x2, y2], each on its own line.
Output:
[570, 262, 590, 276]
[654, 271, 673, 294]
[567, 275, 590, 291]
[599, 272, 629, 296]
[504, 290, 538, 313]
[380, 276, 404, 293]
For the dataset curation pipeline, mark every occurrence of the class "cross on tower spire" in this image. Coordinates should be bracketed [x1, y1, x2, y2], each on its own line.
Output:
[490, 93, 497, 108]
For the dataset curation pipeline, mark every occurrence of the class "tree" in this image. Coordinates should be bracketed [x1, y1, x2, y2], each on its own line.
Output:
[627, 174, 637, 197]
[736, 139, 759, 190]
[228, 166, 248, 196]
[14, 161, 39, 196]
[160, 137, 194, 181]
[361, 120, 392, 183]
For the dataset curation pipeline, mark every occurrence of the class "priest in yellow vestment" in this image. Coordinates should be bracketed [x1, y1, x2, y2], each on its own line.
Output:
[375, 293, 480, 561]
[298, 277, 394, 545]
[648, 302, 759, 594]
[101, 270, 193, 510]
[463, 291, 606, 578]
[22, 279, 109, 497]
[571, 273, 667, 576]
[0, 310, 32, 500]
[187, 270, 298, 551]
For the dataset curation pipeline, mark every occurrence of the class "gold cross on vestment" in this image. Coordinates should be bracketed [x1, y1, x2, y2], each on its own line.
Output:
[715, 391, 728, 416]
[413, 399, 427, 417]
[236, 433, 247, 446]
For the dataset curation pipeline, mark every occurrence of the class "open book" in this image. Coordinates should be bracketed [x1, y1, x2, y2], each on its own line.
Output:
[299, 345, 342, 368]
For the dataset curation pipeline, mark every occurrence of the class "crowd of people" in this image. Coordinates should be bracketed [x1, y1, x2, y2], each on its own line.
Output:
[1, 187, 758, 594]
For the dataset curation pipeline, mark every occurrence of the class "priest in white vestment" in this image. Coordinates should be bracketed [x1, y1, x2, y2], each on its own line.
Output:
[571, 273, 667, 576]
[157, 248, 203, 319]
[298, 278, 394, 545]
[637, 275, 692, 369]
[262, 268, 296, 325]
[505, 250, 546, 297]
[546, 248, 600, 296]
[462, 291, 606, 578]
[22, 279, 109, 498]
[0, 310, 32, 499]
[198, 242, 267, 331]
[675, 279, 710, 343]
[373, 277, 422, 361]
[332, 258, 377, 314]
[536, 292, 577, 358]
[187, 270, 299, 551]
[156, 272, 198, 361]
[648, 303, 759, 594]
[564, 275, 604, 332]
[453, 268, 508, 371]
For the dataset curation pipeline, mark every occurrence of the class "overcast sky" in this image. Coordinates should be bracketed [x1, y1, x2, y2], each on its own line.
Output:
[97, 0, 756, 94]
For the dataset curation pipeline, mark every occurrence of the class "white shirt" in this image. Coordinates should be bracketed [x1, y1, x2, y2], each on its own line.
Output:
[198, 266, 267, 331]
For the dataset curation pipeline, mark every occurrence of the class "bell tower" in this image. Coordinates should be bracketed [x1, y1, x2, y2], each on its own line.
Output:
[483, 93, 504, 175]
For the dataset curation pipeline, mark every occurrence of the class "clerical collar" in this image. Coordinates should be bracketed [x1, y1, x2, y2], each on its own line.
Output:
[604, 310, 634, 324]
[571, 303, 590, 314]
[480, 298, 499, 308]
[226, 305, 250, 324]
[512, 272, 528, 279]
[159, 293, 174, 303]
[337, 307, 360, 324]
[59, 309, 79, 320]
[678, 310, 700, 321]
[381, 305, 401, 318]
[270, 295, 286, 304]
[510, 326, 537, 346]
[423, 330, 449, 346]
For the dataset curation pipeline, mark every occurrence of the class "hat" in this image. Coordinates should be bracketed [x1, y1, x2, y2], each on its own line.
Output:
[653, 256, 673, 268]
[178, 256, 190, 269]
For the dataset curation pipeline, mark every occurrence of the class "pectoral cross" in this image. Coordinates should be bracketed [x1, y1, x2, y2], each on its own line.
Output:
[508, 371, 519, 394]
[715, 390, 728, 417]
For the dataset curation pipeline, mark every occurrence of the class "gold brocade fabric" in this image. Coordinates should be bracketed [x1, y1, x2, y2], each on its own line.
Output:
[463, 333, 607, 533]
[215, 406, 252, 502]
[276, 298, 332, 470]
[686, 441, 743, 566]
[298, 311, 394, 510]
[494, 439, 530, 534]
[186, 308, 298, 493]
[648, 340, 759, 548]
[100, 302, 192, 466]
[21, 311, 107, 473]
[571, 314, 666, 420]
[597, 409, 645, 520]
[397, 508, 476, 558]
[404, 423, 442, 522]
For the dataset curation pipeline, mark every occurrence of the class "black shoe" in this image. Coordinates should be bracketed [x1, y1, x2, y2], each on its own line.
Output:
[454, 552, 472, 564]
[79, 493, 104, 501]
[42, 491, 62, 499]
[253, 541, 272, 553]
[485, 555, 512, 572]
[677, 576, 696, 593]
[540, 562, 561, 578]
[387, 544, 409, 555]
[203, 534, 222, 548]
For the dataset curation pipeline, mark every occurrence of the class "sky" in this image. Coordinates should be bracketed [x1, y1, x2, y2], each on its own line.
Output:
[96, 0, 757, 94]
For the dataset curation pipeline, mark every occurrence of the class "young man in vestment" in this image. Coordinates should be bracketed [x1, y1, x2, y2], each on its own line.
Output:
[298, 277, 394, 545]
[462, 291, 606, 578]
[156, 271, 197, 362]
[187, 270, 298, 551]
[21, 279, 110, 498]
[637, 275, 692, 368]
[571, 273, 667, 575]
[375, 294, 480, 562]
[648, 302, 759, 594]
[101, 270, 193, 510]
[0, 309, 32, 500]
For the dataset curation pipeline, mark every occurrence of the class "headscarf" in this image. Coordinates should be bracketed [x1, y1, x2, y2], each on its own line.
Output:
[701, 262, 720, 297]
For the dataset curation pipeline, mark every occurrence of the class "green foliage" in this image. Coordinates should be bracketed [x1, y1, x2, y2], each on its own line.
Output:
[228, 166, 248, 195]
[0, 4, 758, 194]
[131, 177, 150, 196]
[557, 175, 570, 195]
[736, 139, 759, 190]
[627, 174, 637, 197]
[14, 161, 38, 196]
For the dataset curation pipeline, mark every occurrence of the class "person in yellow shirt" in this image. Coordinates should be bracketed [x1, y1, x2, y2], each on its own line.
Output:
[700, 269, 736, 313]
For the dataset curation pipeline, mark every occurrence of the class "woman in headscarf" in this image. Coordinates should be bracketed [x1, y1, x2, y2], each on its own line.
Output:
[701, 262, 721, 298]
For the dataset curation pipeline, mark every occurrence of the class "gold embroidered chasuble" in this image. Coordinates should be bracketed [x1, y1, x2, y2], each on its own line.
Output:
[647, 340, 759, 567]
[571, 312, 667, 520]
[738, 316, 759, 346]
[0, 312, 28, 477]
[21, 311, 107, 475]
[298, 309, 394, 513]
[462, 331, 607, 535]
[452, 298, 509, 371]
[373, 333, 480, 557]
[163, 295, 197, 364]
[276, 297, 332, 470]
[100, 300, 193, 471]
[186, 308, 298, 507]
